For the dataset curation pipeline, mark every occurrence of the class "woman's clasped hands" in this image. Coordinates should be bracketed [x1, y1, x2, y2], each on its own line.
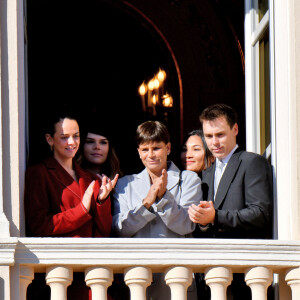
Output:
[142, 169, 168, 209]
[82, 174, 119, 211]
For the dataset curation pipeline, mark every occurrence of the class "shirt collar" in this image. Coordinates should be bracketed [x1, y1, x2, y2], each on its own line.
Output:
[217, 144, 238, 165]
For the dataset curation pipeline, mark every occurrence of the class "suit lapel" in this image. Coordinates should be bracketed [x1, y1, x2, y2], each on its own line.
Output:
[74, 162, 94, 199]
[135, 168, 152, 199]
[44, 157, 81, 199]
[202, 165, 215, 201]
[214, 151, 243, 208]
[166, 162, 180, 191]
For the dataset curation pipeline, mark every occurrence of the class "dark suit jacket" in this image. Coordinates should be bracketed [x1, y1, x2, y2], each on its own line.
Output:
[25, 156, 112, 237]
[198, 148, 273, 239]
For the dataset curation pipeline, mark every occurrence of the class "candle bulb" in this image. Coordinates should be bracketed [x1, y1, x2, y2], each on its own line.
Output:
[138, 83, 147, 112]
[157, 69, 166, 82]
[152, 94, 157, 105]
[152, 94, 157, 116]
[153, 78, 160, 89]
[162, 94, 173, 107]
[157, 69, 166, 95]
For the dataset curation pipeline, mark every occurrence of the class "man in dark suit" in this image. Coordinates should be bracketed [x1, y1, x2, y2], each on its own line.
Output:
[188, 103, 273, 238]
[188, 104, 273, 299]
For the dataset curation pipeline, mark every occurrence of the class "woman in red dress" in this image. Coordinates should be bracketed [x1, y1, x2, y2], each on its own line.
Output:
[25, 112, 118, 299]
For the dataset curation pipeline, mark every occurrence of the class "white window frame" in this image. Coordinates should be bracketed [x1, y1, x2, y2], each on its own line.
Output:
[244, 0, 277, 237]
[245, 0, 275, 155]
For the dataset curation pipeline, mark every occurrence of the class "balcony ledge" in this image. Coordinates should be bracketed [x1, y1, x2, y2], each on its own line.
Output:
[0, 237, 18, 265]
[0, 237, 295, 273]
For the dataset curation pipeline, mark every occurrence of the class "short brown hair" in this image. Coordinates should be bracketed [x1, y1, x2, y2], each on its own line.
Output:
[136, 121, 170, 146]
[199, 104, 237, 128]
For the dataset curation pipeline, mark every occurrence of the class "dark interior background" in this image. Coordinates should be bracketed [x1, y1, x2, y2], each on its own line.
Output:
[26, 0, 245, 175]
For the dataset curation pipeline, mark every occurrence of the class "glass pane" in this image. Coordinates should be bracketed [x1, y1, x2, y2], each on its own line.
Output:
[259, 0, 268, 21]
[259, 30, 270, 155]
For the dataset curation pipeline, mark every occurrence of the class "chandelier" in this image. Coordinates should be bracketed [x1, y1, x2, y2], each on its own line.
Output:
[138, 69, 173, 116]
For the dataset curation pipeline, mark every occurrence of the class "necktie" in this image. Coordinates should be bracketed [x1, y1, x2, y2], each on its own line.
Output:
[214, 159, 225, 198]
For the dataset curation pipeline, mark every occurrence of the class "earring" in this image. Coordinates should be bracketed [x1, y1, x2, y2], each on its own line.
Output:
[50, 145, 53, 151]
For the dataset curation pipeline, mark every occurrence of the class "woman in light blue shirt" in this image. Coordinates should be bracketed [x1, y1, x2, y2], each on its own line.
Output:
[112, 121, 202, 299]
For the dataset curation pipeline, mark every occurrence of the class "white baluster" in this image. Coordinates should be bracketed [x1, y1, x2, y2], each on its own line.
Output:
[46, 266, 73, 300]
[19, 266, 34, 300]
[286, 267, 300, 299]
[245, 266, 273, 300]
[165, 266, 193, 300]
[85, 266, 113, 300]
[124, 266, 152, 300]
[205, 266, 232, 300]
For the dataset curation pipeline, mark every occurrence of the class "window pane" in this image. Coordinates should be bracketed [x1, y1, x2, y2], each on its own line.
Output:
[259, 0, 268, 21]
[259, 30, 270, 154]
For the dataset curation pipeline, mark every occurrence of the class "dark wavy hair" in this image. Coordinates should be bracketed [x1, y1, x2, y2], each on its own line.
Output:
[182, 128, 214, 170]
[78, 123, 121, 179]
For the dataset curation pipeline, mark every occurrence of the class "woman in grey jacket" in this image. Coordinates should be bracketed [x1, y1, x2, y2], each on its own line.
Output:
[112, 120, 202, 299]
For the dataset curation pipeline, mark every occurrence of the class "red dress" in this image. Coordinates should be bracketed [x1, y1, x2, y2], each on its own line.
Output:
[25, 156, 112, 299]
[25, 156, 112, 237]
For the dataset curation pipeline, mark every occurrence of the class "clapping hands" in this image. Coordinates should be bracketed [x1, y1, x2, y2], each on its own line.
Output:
[82, 174, 119, 211]
[188, 201, 215, 226]
[142, 169, 168, 209]
[98, 174, 119, 201]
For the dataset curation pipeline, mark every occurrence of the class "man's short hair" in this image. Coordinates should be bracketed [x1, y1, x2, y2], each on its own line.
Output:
[199, 104, 237, 128]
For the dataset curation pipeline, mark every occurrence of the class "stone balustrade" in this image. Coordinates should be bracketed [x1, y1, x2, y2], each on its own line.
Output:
[1, 238, 300, 299]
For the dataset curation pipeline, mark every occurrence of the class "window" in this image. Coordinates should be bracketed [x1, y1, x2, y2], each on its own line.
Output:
[245, 0, 277, 240]
[244, 0, 274, 159]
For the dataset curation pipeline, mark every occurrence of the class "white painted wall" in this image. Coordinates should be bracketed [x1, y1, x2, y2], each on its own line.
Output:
[0, 0, 26, 238]
[274, 0, 300, 240]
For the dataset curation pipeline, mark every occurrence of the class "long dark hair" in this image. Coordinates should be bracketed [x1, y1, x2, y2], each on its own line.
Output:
[78, 123, 121, 179]
[182, 128, 214, 170]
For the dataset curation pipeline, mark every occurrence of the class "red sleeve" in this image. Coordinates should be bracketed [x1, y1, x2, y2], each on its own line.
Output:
[91, 180, 112, 237]
[25, 165, 92, 237]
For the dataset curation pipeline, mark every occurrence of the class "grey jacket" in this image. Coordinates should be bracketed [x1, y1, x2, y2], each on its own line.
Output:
[112, 161, 202, 238]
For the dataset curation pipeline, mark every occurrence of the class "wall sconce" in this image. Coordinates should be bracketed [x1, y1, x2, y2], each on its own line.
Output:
[138, 68, 173, 116]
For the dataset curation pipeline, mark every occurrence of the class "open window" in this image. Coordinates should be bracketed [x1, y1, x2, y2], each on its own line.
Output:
[245, 0, 277, 239]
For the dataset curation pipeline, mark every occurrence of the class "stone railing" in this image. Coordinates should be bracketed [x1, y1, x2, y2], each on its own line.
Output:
[1, 238, 300, 299]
